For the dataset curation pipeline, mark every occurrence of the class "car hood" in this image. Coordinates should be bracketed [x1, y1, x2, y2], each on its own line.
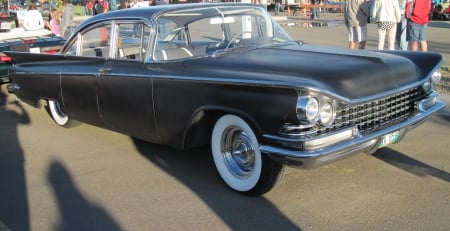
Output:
[181, 44, 442, 100]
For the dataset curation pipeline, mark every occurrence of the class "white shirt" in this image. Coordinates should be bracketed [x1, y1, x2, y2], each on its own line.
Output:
[23, 10, 45, 31]
[370, 0, 401, 23]
[132, 1, 148, 8]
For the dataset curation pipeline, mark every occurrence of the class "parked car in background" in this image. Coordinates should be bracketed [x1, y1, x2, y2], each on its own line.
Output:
[0, 28, 65, 83]
[5, 3, 445, 195]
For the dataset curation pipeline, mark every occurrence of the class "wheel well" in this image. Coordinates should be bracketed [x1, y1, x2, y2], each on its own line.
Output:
[183, 109, 262, 149]
[38, 98, 49, 108]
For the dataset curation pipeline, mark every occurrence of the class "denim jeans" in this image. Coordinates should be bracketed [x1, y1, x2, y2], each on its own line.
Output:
[275, 2, 281, 14]
[396, 15, 408, 50]
[311, 8, 320, 19]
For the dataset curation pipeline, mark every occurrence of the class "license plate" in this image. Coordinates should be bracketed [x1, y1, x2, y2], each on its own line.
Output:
[379, 130, 401, 148]
[0, 22, 12, 30]
[29, 47, 41, 53]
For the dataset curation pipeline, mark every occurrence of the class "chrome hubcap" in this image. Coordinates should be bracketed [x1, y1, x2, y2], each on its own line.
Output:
[221, 126, 255, 179]
[54, 102, 66, 117]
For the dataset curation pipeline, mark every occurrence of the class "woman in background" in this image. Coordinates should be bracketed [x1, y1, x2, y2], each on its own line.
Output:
[371, 0, 401, 50]
[23, 3, 45, 31]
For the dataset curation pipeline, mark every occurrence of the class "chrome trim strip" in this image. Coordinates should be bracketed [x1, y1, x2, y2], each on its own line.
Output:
[260, 99, 445, 169]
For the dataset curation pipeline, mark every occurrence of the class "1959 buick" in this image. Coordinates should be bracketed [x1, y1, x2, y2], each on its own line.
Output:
[5, 3, 445, 195]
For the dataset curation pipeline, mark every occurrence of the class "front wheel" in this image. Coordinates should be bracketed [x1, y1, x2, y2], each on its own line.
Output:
[211, 114, 283, 196]
[47, 99, 72, 127]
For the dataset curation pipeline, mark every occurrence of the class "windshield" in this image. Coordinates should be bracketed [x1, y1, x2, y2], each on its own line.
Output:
[153, 5, 295, 61]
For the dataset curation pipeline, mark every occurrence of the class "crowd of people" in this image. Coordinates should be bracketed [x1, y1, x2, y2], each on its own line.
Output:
[22, 0, 74, 39]
[344, 0, 438, 52]
[20, 0, 169, 38]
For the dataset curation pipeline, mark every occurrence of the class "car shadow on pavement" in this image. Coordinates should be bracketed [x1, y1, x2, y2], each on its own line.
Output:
[373, 148, 450, 183]
[0, 101, 31, 231]
[47, 160, 123, 231]
[132, 139, 302, 231]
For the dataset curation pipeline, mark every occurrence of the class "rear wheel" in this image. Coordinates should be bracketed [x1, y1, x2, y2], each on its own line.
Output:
[211, 114, 283, 196]
[47, 99, 72, 127]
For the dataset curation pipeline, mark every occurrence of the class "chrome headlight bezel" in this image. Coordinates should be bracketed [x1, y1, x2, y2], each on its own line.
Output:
[431, 69, 442, 85]
[297, 96, 319, 122]
[423, 68, 442, 93]
[297, 95, 336, 127]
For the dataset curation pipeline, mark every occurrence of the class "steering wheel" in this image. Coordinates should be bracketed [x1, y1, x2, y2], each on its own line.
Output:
[225, 31, 252, 49]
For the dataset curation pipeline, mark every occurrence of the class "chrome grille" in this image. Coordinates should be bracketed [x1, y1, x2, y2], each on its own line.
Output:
[334, 87, 426, 134]
[282, 87, 427, 137]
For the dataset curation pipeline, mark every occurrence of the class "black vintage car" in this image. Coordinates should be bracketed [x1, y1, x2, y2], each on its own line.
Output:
[6, 3, 445, 195]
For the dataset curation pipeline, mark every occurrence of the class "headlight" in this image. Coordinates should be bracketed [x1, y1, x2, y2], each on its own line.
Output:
[297, 96, 319, 122]
[423, 69, 441, 94]
[305, 97, 319, 121]
[319, 101, 335, 126]
[431, 69, 442, 84]
[297, 96, 336, 127]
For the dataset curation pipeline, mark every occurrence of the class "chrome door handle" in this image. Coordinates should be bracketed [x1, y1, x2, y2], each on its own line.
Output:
[98, 67, 112, 74]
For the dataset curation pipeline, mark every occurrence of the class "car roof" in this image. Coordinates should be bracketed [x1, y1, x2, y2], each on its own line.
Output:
[77, 3, 258, 29]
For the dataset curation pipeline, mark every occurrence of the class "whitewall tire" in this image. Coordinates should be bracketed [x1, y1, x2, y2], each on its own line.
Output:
[48, 100, 71, 127]
[211, 114, 283, 196]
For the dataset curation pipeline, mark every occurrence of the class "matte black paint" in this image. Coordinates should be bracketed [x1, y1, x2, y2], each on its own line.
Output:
[5, 3, 444, 151]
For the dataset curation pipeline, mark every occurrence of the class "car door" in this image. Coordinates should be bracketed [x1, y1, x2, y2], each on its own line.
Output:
[95, 22, 159, 141]
[58, 23, 113, 127]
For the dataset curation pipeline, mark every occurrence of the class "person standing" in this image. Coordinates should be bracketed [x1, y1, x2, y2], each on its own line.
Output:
[371, 0, 401, 50]
[132, 0, 147, 7]
[60, 0, 74, 39]
[405, 0, 431, 51]
[119, 0, 129, 9]
[86, 0, 93, 15]
[310, 0, 320, 19]
[396, 0, 408, 50]
[274, 0, 282, 15]
[50, 8, 60, 36]
[344, 0, 370, 49]
[94, 0, 108, 15]
[37, 0, 52, 30]
[80, 0, 87, 15]
[109, 0, 118, 11]
[23, 3, 45, 31]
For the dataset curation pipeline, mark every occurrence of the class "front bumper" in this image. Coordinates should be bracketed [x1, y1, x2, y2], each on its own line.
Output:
[260, 97, 446, 169]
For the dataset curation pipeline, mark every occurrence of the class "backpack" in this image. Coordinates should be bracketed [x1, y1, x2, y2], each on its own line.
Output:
[40, 1, 52, 21]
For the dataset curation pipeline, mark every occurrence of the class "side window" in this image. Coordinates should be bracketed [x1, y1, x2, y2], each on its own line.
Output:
[80, 23, 112, 58]
[188, 18, 225, 42]
[65, 36, 79, 55]
[154, 19, 197, 61]
[116, 23, 151, 61]
[227, 15, 266, 39]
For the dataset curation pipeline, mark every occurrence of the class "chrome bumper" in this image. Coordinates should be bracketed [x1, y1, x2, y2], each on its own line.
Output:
[260, 98, 446, 169]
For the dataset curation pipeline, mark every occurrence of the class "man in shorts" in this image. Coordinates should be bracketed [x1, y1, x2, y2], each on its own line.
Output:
[405, 0, 431, 51]
[344, 0, 370, 49]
